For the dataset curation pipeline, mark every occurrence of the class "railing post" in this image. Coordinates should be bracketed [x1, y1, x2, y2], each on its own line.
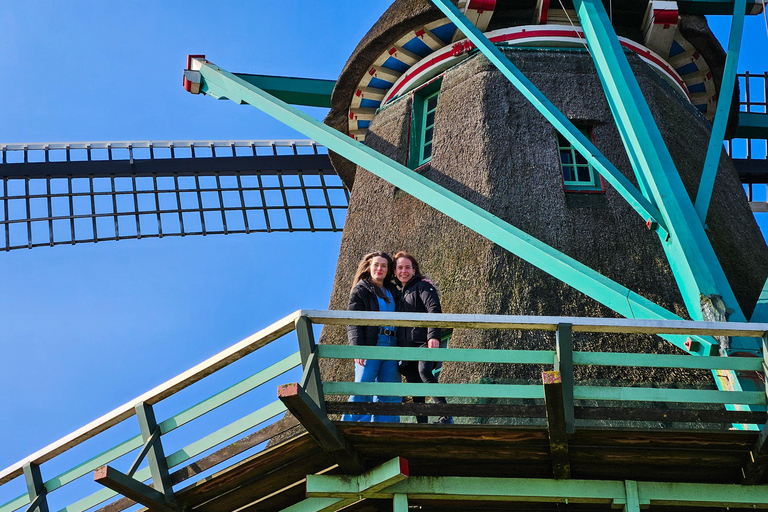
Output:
[23, 463, 49, 512]
[279, 315, 364, 473]
[134, 402, 176, 506]
[296, 315, 327, 415]
[393, 493, 408, 512]
[555, 323, 575, 434]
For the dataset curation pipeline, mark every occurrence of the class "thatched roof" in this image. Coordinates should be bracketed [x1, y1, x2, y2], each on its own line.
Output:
[324, 0, 734, 189]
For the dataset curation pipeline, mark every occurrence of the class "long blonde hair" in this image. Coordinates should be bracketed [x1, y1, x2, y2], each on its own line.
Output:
[350, 251, 394, 302]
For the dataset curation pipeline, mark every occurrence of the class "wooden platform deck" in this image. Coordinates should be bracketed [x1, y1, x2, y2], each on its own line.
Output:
[173, 422, 761, 512]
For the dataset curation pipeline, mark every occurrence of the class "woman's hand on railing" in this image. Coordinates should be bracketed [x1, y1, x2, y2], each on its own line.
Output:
[355, 358, 366, 366]
[427, 339, 439, 348]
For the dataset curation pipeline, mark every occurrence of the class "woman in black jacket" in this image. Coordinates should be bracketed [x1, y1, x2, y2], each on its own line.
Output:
[342, 251, 401, 422]
[394, 251, 452, 424]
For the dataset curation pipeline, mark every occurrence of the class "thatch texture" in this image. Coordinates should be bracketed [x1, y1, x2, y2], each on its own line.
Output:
[317, 1, 765, 399]
[319, 47, 768, 390]
[325, 1, 735, 188]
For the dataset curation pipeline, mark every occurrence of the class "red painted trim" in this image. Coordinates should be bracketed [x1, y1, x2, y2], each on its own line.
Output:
[652, 9, 678, 25]
[539, 0, 550, 24]
[384, 28, 688, 104]
[467, 0, 496, 12]
[184, 54, 206, 93]
[399, 457, 410, 476]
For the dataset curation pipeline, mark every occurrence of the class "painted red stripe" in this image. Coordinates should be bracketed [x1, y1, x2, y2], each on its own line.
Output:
[383, 27, 689, 104]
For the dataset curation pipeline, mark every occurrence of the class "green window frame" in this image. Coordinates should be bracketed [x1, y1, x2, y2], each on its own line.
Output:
[557, 127, 604, 193]
[408, 79, 442, 169]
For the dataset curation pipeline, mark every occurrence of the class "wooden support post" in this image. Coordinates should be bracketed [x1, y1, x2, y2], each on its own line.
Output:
[93, 466, 177, 512]
[543, 371, 571, 480]
[296, 316, 326, 415]
[134, 403, 176, 505]
[23, 463, 48, 512]
[741, 333, 768, 484]
[622, 480, 642, 512]
[93, 403, 177, 512]
[393, 494, 408, 512]
[278, 383, 364, 474]
[555, 323, 575, 434]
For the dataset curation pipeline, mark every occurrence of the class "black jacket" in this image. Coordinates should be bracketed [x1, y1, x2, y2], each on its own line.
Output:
[397, 276, 441, 347]
[347, 279, 400, 346]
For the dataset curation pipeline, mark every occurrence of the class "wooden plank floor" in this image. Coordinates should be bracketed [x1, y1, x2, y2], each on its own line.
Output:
[173, 423, 759, 512]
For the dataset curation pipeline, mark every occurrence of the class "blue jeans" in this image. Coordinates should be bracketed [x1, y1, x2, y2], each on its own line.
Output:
[342, 335, 400, 423]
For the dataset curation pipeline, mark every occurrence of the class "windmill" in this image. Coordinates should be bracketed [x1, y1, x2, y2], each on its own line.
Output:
[3, 1, 768, 511]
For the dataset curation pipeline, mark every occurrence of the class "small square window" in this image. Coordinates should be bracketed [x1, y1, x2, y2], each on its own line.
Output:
[557, 128, 604, 193]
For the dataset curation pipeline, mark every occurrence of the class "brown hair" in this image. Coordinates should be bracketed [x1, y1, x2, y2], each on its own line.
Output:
[393, 251, 424, 279]
[350, 251, 394, 302]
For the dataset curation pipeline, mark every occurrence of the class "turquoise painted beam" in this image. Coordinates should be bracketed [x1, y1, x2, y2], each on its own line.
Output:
[186, 56, 717, 355]
[750, 277, 768, 322]
[306, 457, 409, 499]
[695, 0, 747, 224]
[233, 74, 334, 108]
[430, 0, 738, 316]
[305, 475, 768, 507]
[571, 0, 746, 324]
[677, 0, 765, 15]
[736, 112, 768, 139]
[424, 2, 669, 239]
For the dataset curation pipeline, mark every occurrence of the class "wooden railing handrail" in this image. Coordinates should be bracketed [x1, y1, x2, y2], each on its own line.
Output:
[301, 309, 768, 337]
[0, 311, 300, 485]
[3, 309, 766, 486]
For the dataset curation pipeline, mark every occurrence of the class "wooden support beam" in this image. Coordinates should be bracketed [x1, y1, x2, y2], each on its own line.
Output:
[307, 457, 409, 498]
[543, 371, 572, 479]
[279, 497, 357, 512]
[327, 401, 767, 424]
[22, 463, 48, 512]
[296, 316, 326, 415]
[93, 466, 177, 512]
[555, 323, 575, 434]
[742, 334, 768, 484]
[134, 403, 176, 505]
[278, 383, 364, 474]
[93, 416, 302, 512]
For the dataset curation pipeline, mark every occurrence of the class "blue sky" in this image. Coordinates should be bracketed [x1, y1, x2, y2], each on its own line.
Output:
[0, 0, 767, 495]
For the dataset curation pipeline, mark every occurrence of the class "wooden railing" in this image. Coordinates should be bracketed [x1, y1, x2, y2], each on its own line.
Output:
[1, 310, 767, 512]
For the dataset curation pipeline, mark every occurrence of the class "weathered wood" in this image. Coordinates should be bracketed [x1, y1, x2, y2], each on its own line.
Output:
[326, 402, 548, 418]
[574, 406, 766, 424]
[555, 324, 574, 434]
[178, 433, 333, 512]
[327, 402, 767, 426]
[93, 466, 177, 512]
[542, 372, 571, 479]
[278, 383, 364, 474]
[300, 309, 768, 337]
[142, 423, 762, 511]
[92, 416, 302, 512]
[741, 419, 768, 484]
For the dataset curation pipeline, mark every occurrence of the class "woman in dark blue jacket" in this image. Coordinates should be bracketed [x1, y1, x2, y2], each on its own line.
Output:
[394, 251, 452, 424]
[343, 251, 401, 422]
